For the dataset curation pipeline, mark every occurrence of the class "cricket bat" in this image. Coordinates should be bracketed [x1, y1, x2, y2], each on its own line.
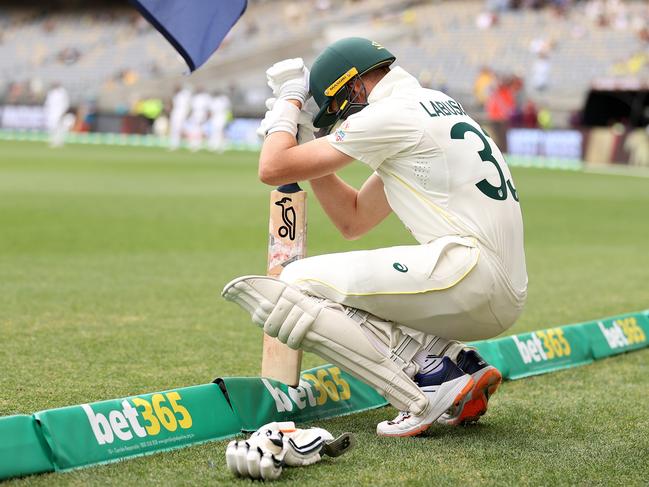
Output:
[262, 182, 306, 386]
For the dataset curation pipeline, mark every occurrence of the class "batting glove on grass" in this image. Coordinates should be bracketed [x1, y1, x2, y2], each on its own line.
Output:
[226, 421, 355, 481]
[266, 57, 310, 105]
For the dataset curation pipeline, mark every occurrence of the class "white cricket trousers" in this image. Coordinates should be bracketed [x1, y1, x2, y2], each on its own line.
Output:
[168, 113, 186, 149]
[280, 236, 525, 341]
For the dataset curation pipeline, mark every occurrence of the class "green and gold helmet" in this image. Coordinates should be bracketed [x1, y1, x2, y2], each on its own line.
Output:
[309, 37, 395, 129]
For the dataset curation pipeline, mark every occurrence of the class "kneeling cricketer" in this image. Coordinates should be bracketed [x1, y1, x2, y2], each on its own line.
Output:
[223, 37, 527, 437]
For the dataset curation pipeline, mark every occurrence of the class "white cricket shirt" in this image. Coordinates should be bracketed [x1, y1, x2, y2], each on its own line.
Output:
[171, 89, 192, 119]
[44, 87, 69, 121]
[327, 67, 527, 295]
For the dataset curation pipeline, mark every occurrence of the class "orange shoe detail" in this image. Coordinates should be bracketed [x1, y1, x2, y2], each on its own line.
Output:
[455, 367, 502, 424]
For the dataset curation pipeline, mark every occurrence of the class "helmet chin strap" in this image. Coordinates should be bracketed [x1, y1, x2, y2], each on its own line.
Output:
[325, 76, 368, 134]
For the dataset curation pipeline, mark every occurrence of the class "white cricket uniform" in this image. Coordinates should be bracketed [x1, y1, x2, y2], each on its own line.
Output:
[169, 88, 192, 149]
[207, 95, 231, 152]
[188, 92, 211, 150]
[44, 86, 70, 147]
[281, 67, 527, 341]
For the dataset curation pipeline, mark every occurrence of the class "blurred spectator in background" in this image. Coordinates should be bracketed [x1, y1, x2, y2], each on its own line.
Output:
[528, 33, 554, 93]
[586, 0, 630, 29]
[486, 76, 516, 148]
[549, 0, 570, 17]
[530, 51, 551, 92]
[529, 35, 553, 57]
[284, 2, 305, 30]
[486, 76, 516, 123]
[29, 78, 44, 101]
[507, 76, 535, 128]
[73, 99, 95, 133]
[476, 10, 499, 29]
[133, 13, 149, 34]
[57, 47, 80, 65]
[44, 82, 70, 147]
[638, 25, 649, 44]
[509, 75, 525, 121]
[135, 97, 163, 129]
[169, 84, 192, 150]
[485, 0, 511, 12]
[521, 100, 539, 128]
[207, 92, 231, 153]
[187, 87, 210, 151]
[473, 66, 497, 108]
[153, 112, 169, 139]
[121, 69, 139, 86]
[537, 107, 553, 129]
[314, 0, 332, 12]
[610, 52, 647, 76]
[624, 126, 649, 167]
[6, 81, 30, 104]
[417, 69, 434, 89]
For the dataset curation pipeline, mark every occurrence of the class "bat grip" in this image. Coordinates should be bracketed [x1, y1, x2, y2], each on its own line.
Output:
[277, 182, 302, 194]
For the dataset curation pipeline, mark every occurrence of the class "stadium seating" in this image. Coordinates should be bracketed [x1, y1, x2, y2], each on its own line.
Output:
[0, 0, 646, 119]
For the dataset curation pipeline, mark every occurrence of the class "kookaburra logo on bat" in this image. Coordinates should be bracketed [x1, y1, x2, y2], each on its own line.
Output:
[275, 197, 296, 240]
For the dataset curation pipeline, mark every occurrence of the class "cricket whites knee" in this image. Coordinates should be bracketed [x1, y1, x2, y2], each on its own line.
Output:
[278, 260, 318, 296]
[279, 256, 339, 299]
[278, 259, 301, 284]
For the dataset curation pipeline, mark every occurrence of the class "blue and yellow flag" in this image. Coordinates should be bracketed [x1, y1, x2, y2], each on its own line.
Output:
[130, 0, 248, 71]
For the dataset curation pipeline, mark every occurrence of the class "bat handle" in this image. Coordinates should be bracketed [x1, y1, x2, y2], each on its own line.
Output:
[277, 182, 302, 194]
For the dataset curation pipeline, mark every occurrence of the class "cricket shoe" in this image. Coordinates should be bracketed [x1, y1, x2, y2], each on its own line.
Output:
[437, 349, 502, 426]
[376, 357, 474, 437]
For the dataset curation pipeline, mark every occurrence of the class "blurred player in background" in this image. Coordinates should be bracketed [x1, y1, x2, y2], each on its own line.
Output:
[225, 37, 527, 437]
[207, 92, 231, 153]
[168, 84, 192, 150]
[187, 86, 211, 151]
[44, 82, 70, 148]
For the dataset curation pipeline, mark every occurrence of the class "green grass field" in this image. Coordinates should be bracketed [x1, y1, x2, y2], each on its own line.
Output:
[1, 141, 648, 486]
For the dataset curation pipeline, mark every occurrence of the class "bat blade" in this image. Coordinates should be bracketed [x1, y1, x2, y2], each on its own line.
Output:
[262, 183, 306, 386]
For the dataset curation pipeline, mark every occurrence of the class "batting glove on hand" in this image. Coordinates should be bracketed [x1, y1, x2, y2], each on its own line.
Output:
[257, 97, 300, 139]
[296, 98, 317, 144]
[258, 97, 315, 143]
[226, 421, 355, 481]
[266, 58, 310, 105]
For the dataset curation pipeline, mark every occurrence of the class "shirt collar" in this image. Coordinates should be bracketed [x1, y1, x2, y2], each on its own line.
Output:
[367, 66, 421, 104]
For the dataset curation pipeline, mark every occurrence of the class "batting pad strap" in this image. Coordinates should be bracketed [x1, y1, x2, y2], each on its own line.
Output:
[344, 307, 421, 371]
[391, 335, 421, 369]
[301, 306, 429, 415]
[421, 335, 464, 362]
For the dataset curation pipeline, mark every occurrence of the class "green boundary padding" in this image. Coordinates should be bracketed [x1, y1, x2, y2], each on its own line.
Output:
[1, 309, 648, 480]
[216, 364, 387, 432]
[35, 384, 240, 472]
[469, 310, 649, 380]
[0, 415, 54, 479]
